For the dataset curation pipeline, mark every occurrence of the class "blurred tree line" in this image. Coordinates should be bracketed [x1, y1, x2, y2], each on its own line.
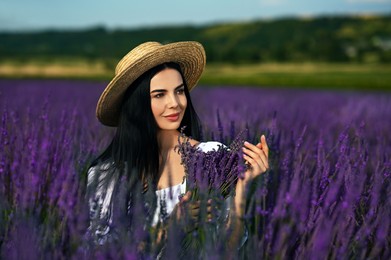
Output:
[0, 15, 390, 67]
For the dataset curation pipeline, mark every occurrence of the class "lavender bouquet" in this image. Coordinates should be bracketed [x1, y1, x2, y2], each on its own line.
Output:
[177, 128, 248, 200]
[174, 128, 248, 256]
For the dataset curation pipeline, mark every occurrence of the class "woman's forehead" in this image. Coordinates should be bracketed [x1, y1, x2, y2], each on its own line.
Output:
[150, 68, 183, 91]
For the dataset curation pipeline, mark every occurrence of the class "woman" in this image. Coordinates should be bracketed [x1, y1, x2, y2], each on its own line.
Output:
[87, 41, 269, 255]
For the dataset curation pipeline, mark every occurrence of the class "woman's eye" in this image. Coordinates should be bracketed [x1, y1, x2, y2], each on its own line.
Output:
[177, 89, 185, 95]
[154, 93, 164, 98]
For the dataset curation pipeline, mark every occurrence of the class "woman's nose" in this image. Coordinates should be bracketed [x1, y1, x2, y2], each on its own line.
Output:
[167, 94, 179, 108]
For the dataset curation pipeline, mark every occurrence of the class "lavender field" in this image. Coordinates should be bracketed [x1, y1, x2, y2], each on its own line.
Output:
[0, 79, 390, 259]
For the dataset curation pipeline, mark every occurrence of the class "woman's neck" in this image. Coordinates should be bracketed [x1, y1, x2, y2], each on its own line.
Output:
[157, 130, 181, 153]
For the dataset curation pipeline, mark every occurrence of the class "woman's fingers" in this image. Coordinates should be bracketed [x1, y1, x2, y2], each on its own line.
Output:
[175, 191, 192, 219]
[244, 141, 262, 154]
[242, 135, 270, 178]
[246, 138, 269, 159]
[179, 191, 192, 203]
[190, 207, 200, 218]
[243, 146, 267, 168]
[176, 197, 223, 232]
[243, 154, 267, 174]
[260, 135, 269, 156]
[187, 199, 221, 221]
[243, 142, 268, 170]
[256, 137, 268, 160]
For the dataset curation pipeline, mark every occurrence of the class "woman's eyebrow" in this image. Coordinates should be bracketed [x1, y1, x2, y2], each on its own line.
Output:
[175, 84, 185, 90]
[150, 83, 184, 94]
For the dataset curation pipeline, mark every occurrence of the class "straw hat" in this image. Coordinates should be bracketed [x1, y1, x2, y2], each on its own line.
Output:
[96, 41, 206, 126]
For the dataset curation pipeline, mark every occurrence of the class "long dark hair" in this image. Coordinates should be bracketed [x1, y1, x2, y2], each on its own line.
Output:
[91, 62, 201, 187]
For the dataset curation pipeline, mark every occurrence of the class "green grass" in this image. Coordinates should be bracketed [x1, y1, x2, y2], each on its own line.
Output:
[1, 59, 390, 91]
[200, 63, 391, 91]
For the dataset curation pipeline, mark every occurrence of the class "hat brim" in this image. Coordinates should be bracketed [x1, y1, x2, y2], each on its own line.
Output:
[96, 41, 206, 126]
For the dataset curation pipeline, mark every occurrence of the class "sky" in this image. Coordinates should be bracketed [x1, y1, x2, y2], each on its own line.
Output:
[0, 0, 390, 32]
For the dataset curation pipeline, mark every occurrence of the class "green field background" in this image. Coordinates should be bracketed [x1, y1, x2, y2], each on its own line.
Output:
[1, 15, 390, 91]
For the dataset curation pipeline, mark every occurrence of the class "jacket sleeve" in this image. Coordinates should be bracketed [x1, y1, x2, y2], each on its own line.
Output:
[86, 164, 116, 245]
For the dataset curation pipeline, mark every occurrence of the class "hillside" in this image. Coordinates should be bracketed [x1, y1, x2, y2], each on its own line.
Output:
[1, 15, 390, 64]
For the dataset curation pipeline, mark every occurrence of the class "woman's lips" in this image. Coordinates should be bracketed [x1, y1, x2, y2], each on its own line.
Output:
[164, 113, 180, 121]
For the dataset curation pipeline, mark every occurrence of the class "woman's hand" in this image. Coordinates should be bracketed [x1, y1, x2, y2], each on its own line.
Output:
[232, 134, 269, 218]
[172, 191, 218, 232]
[241, 134, 269, 185]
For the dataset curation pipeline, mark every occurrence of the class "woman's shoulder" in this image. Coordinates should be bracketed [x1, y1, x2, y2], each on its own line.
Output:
[88, 161, 113, 175]
[88, 161, 112, 172]
[87, 161, 114, 186]
[196, 141, 227, 153]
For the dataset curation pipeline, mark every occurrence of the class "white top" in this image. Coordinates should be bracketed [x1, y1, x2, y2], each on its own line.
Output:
[152, 141, 224, 226]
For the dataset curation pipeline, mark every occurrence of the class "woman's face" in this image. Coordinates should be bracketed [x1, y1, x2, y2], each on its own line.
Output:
[150, 68, 187, 131]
